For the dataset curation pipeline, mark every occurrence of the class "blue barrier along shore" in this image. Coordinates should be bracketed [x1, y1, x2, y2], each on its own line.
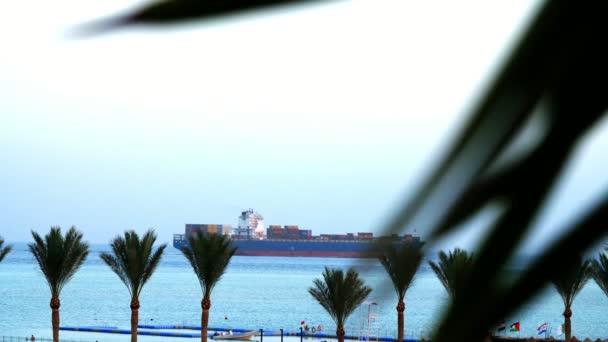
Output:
[61, 325, 419, 342]
[60, 326, 203, 338]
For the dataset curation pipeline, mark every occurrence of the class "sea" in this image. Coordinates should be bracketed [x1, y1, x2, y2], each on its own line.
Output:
[1, 243, 607, 341]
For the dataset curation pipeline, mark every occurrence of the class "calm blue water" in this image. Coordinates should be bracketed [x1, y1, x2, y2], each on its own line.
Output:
[1, 243, 607, 341]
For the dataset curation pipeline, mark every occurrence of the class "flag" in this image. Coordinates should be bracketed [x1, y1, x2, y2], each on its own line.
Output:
[537, 322, 547, 335]
[497, 320, 506, 332]
[510, 322, 520, 332]
[300, 321, 305, 325]
[557, 324, 564, 336]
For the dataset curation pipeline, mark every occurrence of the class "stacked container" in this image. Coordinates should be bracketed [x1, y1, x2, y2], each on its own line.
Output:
[185, 223, 225, 236]
[358, 232, 374, 240]
[298, 230, 311, 240]
[286, 226, 300, 240]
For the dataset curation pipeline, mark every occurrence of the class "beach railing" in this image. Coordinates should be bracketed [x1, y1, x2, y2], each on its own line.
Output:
[1, 337, 88, 342]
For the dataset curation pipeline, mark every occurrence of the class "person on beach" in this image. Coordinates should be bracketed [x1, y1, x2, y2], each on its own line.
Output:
[30, 335, 35, 341]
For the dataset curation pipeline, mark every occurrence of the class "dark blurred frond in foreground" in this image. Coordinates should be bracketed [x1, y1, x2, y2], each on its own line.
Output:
[380, 1, 608, 341]
[78, 0, 331, 35]
[87, 0, 607, 341]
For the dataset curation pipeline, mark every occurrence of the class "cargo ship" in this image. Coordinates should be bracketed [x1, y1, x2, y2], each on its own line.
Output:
[173, 209, 423, 258]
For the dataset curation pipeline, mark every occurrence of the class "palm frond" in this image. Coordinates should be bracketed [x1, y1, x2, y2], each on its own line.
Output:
[342, 268, 372, 321]
[28, 226, 89, 297]
[308, 267, 371, 328]
[0, 236, 12, 263]
[428, 249, 474, 299]
[100, 229, 166, 298]
[181, 232, 237, 298]
[592, 252, 608, 298]
[373, 1, 608, 340]
[378, 244, 423, 301]
[551, 257, 592, 308]
[309, 277, 339, 324]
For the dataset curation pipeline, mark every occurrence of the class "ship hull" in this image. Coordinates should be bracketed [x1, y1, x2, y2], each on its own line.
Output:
[173, 238, 420, 259]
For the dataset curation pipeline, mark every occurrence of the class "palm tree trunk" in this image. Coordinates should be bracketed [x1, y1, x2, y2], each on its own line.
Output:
[396, 301, 405, 342]
[50, 296, 61, 342]
[201, 296, 211, 342]
[564, 306, 572, 342]
[336, 325, 345, 342]
[131, 296, 140, 342]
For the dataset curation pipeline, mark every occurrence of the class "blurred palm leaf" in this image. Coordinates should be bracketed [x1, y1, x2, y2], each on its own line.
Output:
[377, 1, 608, 340]
[81, 0, 329, 34]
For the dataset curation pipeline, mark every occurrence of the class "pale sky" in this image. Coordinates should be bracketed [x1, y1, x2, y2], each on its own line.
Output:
[1, 0, 606, 250]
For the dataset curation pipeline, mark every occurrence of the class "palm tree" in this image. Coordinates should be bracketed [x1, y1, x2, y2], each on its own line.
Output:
[181, 232, 237, 342]
[28, 226, 89, 342]
[308, 267, 372, 342]
[428, 248, 474, 299]
[0, 236, 12, 263]
[100, 229, 166, 342]
[551, 256, 592, 342]
[378, 245, 423, 341]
